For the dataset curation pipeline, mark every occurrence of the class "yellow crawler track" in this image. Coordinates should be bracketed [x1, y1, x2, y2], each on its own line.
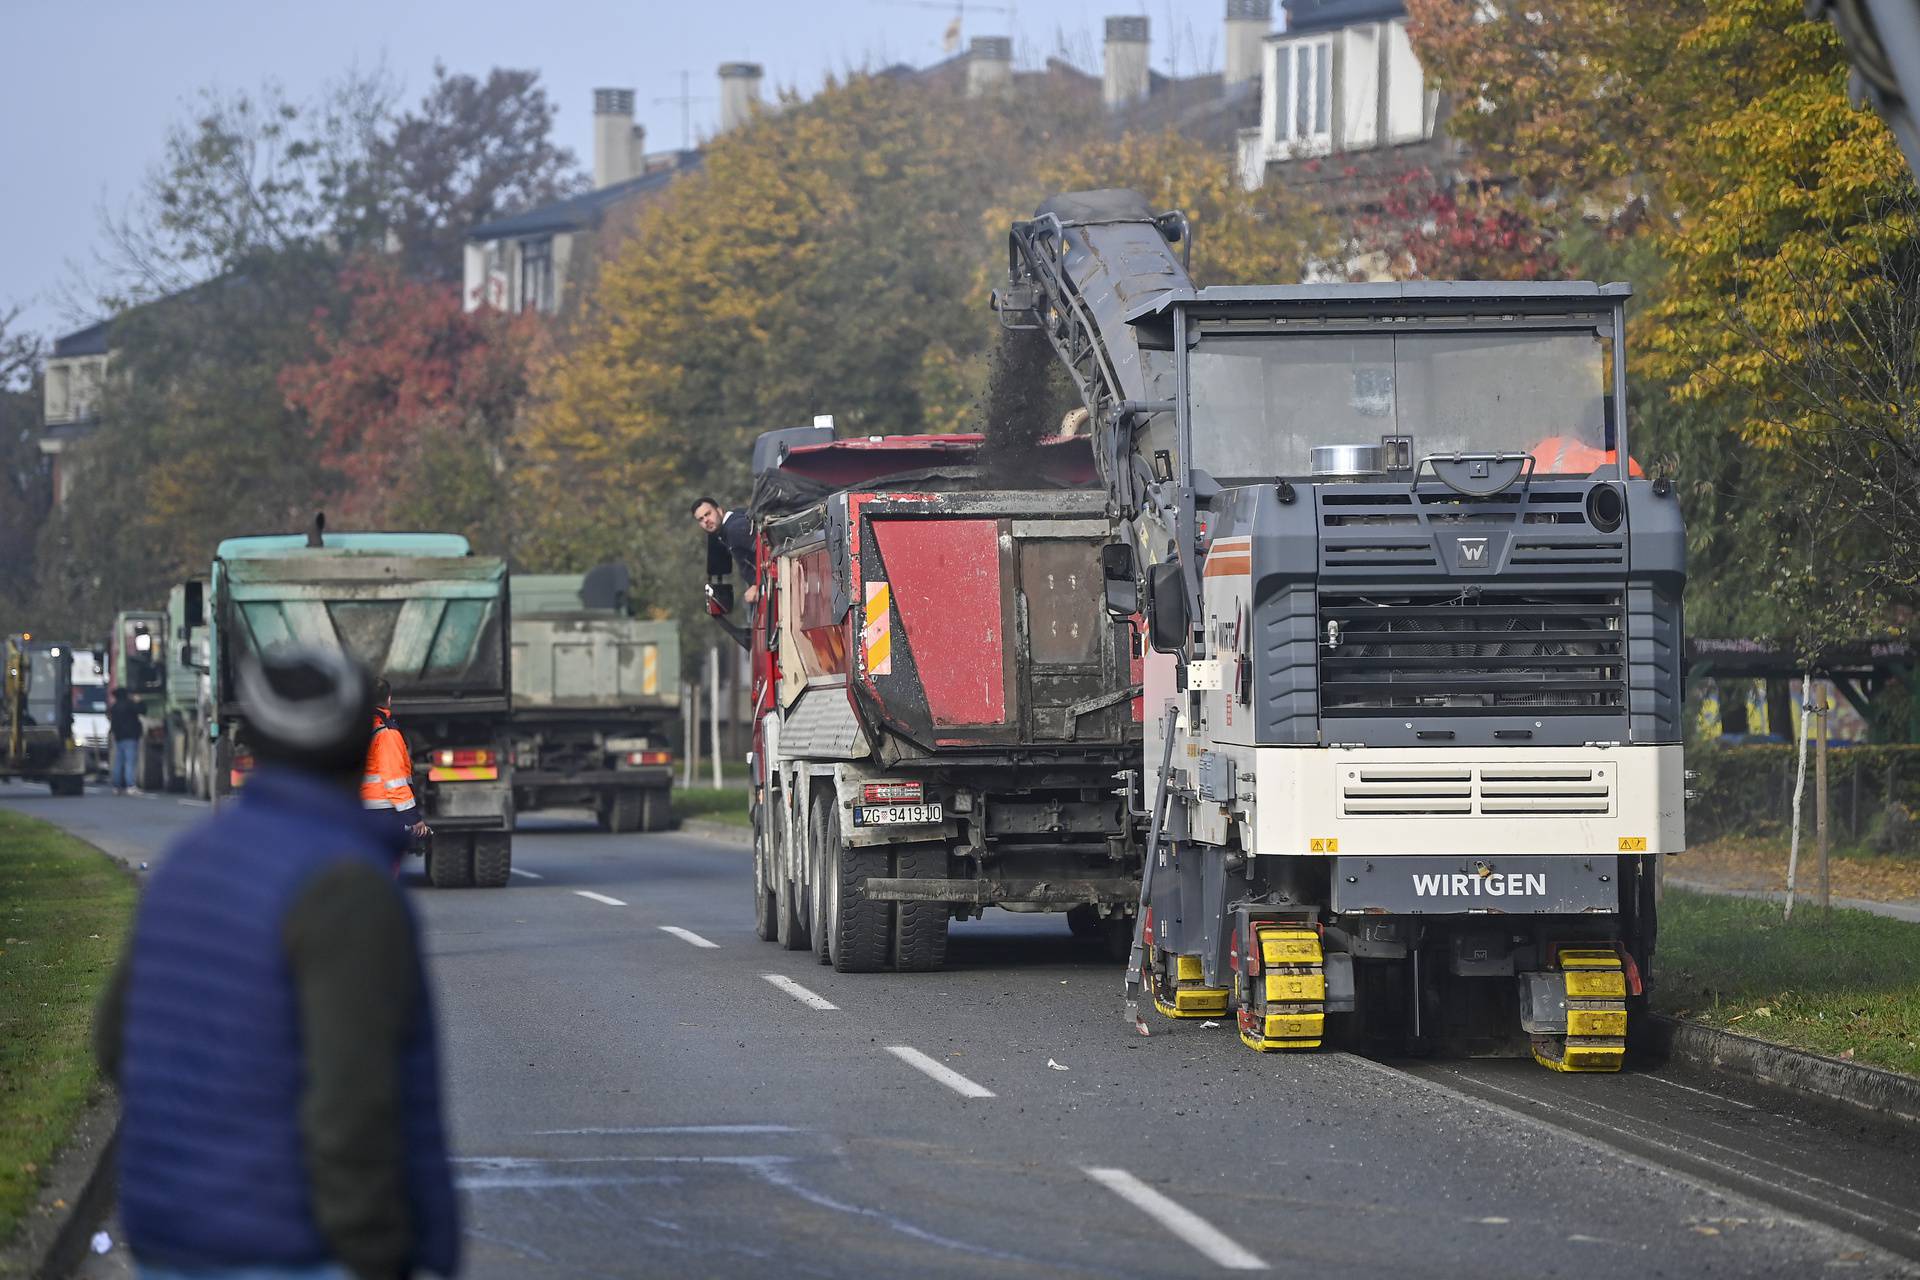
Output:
[1152, 950, 1229, 1019]
[1532, 947, 1628, 1073]
[1236, 926, 1324, 1053]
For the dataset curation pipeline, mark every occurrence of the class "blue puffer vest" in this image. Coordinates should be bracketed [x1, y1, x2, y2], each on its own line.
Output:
[119, 766, 460, 1275]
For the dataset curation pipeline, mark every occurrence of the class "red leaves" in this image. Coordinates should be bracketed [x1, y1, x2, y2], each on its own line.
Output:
[1347, 169, 1561, 282]
[279, 257, 538, 524]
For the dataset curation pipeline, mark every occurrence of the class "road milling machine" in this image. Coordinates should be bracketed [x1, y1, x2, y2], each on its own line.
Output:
[3, 635, 88, 795]
[994, 191, 1686, 1071]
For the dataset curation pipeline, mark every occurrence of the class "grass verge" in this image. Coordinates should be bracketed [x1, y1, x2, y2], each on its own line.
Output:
[1654, 887, 1920, 1077]
[673, 785, 751, 828]
[0, 811, 133, 1244]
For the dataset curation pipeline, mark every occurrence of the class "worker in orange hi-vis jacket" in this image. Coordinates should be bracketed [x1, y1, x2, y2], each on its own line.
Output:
[1529, 436, 1645, 478]
[362, 678, 429, 858]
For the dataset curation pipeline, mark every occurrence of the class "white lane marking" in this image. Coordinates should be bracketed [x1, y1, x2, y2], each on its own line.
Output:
[1639, 1073, 1758, 1110]
[1082, 1167, 1267, 1271]
[534, 1124, 803, 1136]
[574, 890, 627, 906]
[660, 925, 718, 948]
[885, 1046, 994, 1099]
[762, 974, 838, 1010]
[510, 867, 543, 880]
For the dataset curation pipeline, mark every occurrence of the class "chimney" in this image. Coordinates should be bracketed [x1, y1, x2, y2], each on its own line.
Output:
[967, 36, 1014, 98]
[1224, 0, 1272, 88]
[718, 62, 764, 133]
[592, 88, 645, 188]
[1103, 16, 1150, 110]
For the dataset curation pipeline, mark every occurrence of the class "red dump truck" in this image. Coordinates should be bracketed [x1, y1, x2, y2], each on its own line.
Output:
[724, 427, 1144, 972]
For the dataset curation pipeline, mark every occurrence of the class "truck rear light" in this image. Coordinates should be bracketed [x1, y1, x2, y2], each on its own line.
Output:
[433, 748, 495, 767]
[625, 750, 672, 766]
[429, 746, 499, 782]
[862, 780, 922, 804]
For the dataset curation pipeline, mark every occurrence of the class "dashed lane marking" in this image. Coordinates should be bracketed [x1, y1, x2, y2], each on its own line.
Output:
[510, 867, 543, 880]
[574, 890, 627, 906]
[762, 974, 838, 1010]
[660, 925, 719, 948]
[1082, 1167, 1268, 1271]
[885, 1046, 994, 1099]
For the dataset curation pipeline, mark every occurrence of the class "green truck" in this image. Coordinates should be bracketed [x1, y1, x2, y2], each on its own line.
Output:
[208, 527, 516, 887]
[510, 566, 679, 832]
[2, 635, 87, 795]
[161, 580, 213, 798]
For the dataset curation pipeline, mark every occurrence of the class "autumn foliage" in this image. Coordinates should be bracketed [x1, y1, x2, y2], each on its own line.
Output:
[281, 258, 540, 545]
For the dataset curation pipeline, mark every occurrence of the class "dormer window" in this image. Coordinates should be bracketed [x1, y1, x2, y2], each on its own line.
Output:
[1274, 36, 1332, 149]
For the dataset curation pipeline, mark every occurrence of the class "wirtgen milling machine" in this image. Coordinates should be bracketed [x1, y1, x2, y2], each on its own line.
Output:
[996, 191, 1686, 1071]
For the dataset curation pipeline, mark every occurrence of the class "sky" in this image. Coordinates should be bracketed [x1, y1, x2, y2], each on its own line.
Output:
[1, 0, 1272, 343]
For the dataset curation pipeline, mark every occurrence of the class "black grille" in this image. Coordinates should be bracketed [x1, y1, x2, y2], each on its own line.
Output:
[1320, 588, 1625, 716]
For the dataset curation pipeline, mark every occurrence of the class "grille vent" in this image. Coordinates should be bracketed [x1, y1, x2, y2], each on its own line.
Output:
[1340, 763, 1614, 818]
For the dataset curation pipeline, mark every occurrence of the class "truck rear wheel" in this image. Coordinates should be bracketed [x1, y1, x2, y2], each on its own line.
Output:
[138, 742, 165, 792]
[638, 789, 663, 832]
[607, 791, 644, 834]
[825, 807, 889, 973]
[426, 834, 475, 888]
[770, 795, 810, 951]
[473, 833, 512, 888]
[891, 845, 948, 972]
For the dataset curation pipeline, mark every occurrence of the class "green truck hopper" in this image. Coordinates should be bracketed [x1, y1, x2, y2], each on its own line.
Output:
[209, 528, 516, 886]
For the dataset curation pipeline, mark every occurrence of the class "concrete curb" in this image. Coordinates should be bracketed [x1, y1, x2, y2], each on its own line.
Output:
[674, 819, 751, 848]
[1642, 1014, 1920, 1132]
[4, 1096, 117, 1280]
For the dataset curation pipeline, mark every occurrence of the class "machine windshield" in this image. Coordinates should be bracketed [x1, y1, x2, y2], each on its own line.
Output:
[1187, 327, 1617, 482]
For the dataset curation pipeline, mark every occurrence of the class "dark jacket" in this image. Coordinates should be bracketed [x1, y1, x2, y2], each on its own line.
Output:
[98, 766, 460, 1279]
[107, 696, 144, 743]
[717, 508, 756, 583]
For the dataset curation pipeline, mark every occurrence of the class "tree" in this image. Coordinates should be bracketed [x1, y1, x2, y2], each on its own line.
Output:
[376, 66, 586, 283]
[1344, 171, 1562, 280]
[280, 257, 542, 552]
[0, 307, 48, 637]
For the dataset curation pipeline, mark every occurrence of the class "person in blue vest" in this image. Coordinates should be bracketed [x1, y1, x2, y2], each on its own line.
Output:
[95, 644, 460, 1280]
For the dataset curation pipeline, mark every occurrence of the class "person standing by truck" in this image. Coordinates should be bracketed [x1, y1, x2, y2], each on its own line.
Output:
[95, 645, 461, 1280]
[365, 678, 429, 859]
[107, 687, 145, 795]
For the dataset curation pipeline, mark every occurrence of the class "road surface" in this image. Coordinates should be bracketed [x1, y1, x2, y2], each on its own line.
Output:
[6, 780, 1917, 1278]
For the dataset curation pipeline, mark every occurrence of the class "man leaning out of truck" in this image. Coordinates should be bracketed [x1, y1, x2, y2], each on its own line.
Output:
[366, 678, 430, 861]
[691, 495, 759, 605]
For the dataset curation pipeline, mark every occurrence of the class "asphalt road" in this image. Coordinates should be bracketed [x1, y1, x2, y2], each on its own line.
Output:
[7, 779, 1919, 1278]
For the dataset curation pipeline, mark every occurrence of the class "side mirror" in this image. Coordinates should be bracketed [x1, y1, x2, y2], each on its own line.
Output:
[705, 582, 736, 616]
[1145, 561, 1189, 654]
[183, 581, 205, 628]
[1100, 542, 1139, 617]
[179, 644, 193, 669]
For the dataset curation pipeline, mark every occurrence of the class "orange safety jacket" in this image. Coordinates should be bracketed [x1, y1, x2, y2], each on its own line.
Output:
[1530, 436, 1645, 478]
[361, 712, 416, 812]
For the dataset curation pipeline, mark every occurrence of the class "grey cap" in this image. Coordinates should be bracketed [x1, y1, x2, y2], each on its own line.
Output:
[237, 645, 369, 754]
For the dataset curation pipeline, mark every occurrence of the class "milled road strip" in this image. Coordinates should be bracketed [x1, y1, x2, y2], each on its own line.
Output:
[884, 1046, 995, 1098]
[509, 867, 543, 880]
[660, 925, 719, 948]
[763, 974, 838, 1010]
[1082, 1167, 1268, 1271]
[573, 890, 627, 906]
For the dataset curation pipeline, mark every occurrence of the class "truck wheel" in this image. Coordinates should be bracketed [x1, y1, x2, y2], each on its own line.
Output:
[891, 844, 948, 973]
[752, 809, 779, 942]
[426, 834, 475, 888]
[1066, 905, 1101, 939]
[772, 799, 810, 952]
[473, 833, 512, 888]
[608, 791, 644, 834]
[138, 743, 165, 792]
[809, 796, 833, 965]
[638, 789, 663, 833]
[824, 808, 888, 973]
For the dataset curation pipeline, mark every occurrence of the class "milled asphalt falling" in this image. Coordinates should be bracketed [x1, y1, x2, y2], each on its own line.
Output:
[7, 779, 1917, 1279]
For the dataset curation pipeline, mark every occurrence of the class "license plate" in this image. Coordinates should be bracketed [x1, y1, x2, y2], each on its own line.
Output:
[853, 802, 943, 827]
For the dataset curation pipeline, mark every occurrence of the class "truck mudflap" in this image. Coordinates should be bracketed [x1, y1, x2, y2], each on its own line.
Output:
[861, 876, 1138, 907]
[1329, 855, 1619, 915]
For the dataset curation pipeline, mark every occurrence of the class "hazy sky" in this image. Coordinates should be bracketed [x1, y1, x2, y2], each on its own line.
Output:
[2, 0, 1271, 341]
